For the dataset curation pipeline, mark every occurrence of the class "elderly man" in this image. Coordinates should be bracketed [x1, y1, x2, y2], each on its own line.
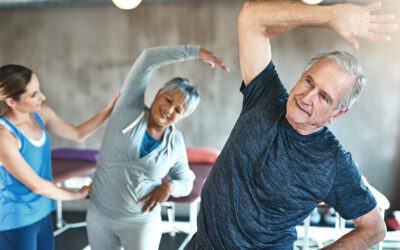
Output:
[187, 1, 398, 249]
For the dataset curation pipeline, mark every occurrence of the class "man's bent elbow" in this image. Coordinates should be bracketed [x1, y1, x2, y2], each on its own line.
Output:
[239, 1, 274, 37]
[376, 219, 387, 243]
[238, 1, 257, 27]
[367, 217, 387, 246]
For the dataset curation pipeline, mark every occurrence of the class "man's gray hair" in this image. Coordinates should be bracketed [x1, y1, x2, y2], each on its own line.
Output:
[159, 77, 201, 117]
[304, 51, 366, 110]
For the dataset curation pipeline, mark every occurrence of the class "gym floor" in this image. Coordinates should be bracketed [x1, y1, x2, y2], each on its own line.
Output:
[54, 212, 400, 250]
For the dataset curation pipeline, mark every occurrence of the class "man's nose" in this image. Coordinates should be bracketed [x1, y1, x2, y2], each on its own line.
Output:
[301, 89, 317, 105]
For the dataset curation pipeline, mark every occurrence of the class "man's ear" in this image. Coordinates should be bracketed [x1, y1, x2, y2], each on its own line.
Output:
[328, 108, 348, 124]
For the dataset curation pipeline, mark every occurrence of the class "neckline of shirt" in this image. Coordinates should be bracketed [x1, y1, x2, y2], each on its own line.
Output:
[0, 116, 46, 147]
[279, 114, 326, 142]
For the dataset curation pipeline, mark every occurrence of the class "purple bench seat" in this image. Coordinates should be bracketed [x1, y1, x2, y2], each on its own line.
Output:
[51, 148, 98, 184]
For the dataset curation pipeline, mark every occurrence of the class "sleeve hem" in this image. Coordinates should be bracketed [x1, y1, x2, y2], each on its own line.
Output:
[341, 196, 377, 220]
[185, 44, 200, 60]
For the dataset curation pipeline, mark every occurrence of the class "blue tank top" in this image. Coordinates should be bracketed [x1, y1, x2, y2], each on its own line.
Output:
[0, 113, 54, 231]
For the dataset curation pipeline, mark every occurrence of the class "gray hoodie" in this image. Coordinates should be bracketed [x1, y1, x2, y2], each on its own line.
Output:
[90, 45, 199, 222]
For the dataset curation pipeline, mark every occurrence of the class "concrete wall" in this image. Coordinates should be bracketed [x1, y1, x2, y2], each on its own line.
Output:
[1, 1, 400, 210]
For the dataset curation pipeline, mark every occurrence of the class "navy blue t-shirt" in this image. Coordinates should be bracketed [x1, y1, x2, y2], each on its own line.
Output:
[188, 62, 376, 249]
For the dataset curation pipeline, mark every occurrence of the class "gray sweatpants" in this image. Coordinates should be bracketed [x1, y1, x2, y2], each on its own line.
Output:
[86, 203, 162, 250]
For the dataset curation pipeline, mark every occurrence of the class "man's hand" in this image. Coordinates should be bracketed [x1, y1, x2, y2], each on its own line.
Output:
[199, 47, 230, 72]
[139, 182, 174, 213]
[329, 2, 398, 49]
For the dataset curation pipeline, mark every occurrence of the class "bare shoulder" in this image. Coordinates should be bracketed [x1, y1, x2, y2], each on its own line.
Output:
[0, 125, 19, 149]
[0, 124, 12, 137]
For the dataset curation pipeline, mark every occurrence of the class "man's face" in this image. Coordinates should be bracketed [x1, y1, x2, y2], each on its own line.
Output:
[286, 59, 355, 135]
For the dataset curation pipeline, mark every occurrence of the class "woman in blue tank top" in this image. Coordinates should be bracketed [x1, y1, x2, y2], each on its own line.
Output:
[0, 64, 118, 250]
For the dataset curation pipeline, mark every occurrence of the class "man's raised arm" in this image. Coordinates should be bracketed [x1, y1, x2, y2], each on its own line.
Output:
[238, 0, 397, 86]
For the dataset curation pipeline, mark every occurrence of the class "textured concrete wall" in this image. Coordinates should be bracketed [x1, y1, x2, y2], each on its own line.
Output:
[1, 1, 400, 210]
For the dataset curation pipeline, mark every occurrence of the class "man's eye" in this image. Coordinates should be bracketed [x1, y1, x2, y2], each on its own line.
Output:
[175, 108, 182, 114]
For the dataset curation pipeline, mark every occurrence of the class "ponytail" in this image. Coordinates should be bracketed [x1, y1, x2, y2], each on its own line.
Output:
[0, 64, 33, 116]
[0, 101, 8, 116]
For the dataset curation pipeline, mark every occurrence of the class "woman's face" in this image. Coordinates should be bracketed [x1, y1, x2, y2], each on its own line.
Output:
[11, 74, 46, 113]
[149, 90, 186, 128]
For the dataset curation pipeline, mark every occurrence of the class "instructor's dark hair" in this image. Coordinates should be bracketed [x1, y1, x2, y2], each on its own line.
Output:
[0, 64, 33, 115]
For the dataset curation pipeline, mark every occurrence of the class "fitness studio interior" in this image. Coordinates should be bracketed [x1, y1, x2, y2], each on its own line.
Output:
[1, 0, 400, 249]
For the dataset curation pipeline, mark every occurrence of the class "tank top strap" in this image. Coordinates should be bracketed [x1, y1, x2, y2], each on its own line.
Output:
[33, 112, 45, 130]
[0, 115, 22, 139]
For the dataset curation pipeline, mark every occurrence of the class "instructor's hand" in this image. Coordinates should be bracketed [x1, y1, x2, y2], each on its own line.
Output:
[105, 91, 121, 113]
[77, 184, 91, 199]
[139, 182, 174, 213]
[329, 2, 398, 49]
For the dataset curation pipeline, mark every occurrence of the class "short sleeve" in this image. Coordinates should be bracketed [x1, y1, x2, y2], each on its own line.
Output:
[323, 152, 377, 220]
[240, 61, 288, 113]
